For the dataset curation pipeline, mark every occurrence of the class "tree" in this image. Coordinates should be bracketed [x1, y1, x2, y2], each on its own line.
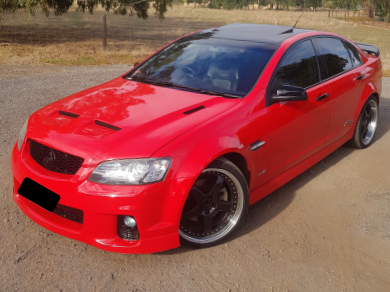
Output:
[0, 0, 174, 20]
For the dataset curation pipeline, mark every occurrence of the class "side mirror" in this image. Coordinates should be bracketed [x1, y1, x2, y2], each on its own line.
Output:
[133, 62, 139, 67]
[272, 85, 308, 102]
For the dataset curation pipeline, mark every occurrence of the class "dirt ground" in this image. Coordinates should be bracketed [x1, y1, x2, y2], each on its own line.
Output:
[0, 64, 389, 292]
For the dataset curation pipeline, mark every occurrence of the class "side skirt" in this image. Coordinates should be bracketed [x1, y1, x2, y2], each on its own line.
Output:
[249, 133, 351, 205]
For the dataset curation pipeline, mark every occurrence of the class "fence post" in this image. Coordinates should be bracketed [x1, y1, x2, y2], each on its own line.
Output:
[387, 13, 389, 27]
[103, 15, 107, 50]
[328, 10, 330, 18]
[345, 11, 346, 20]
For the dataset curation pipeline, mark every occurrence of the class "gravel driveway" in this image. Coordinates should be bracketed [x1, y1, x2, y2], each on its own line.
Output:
[1, 64, 390, 292]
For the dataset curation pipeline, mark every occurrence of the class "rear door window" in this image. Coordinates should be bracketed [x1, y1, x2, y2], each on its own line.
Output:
[344, 42, 363, 67]
[316, 37, 352, 78]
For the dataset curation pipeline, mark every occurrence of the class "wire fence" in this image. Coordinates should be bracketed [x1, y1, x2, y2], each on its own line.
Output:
[327, 9, 389, 29]
[0, 10, 224, 50]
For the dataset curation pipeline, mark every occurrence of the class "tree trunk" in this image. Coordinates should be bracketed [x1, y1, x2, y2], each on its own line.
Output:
[386, 13, 389, 27]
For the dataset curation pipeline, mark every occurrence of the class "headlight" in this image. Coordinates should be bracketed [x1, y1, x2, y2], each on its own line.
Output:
[17, 119, 28, 151]
[88, 158, 172, 185]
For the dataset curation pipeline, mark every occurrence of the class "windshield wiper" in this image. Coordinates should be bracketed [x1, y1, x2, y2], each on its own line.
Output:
[198, 90, 242, 99]
[172, 86, 242, 98]
[128, 77, 243, 98]
[146, 79, 175, 87]
[128, 77, 175, 88]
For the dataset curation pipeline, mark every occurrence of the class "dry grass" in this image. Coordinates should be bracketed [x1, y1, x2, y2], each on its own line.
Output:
[0, 6, 389, 76]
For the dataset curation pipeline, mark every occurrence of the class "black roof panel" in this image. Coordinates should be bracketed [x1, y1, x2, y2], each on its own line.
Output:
[200, 23, 313, 45]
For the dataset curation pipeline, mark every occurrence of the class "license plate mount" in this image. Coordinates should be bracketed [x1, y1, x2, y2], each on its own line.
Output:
[18, 177, 60, 212]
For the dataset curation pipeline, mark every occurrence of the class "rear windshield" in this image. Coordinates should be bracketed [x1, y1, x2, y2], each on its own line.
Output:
[125, 35, 275, 97]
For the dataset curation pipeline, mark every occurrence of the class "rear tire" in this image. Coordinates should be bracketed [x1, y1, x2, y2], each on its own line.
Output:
[179, 157, 249, 249]
[349, 96, 379, 149]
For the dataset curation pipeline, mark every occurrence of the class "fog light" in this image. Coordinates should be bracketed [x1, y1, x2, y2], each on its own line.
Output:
[124, 216, 136, 228]
[118, 215, 139, 240]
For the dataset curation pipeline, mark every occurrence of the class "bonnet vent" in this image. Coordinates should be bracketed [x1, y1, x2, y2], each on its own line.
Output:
[95, 120, 121, 131]
[59, 110, 80, 118]
[183, 105, 206, 115]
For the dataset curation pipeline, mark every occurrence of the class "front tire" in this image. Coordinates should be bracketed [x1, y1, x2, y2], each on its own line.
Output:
[179, 157, 249, 249]
[350, 96, 379, 149]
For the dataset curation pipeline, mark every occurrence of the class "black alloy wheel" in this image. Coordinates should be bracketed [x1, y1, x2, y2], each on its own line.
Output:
[350, 96, 379, 149]
[179, 157, 249, 248]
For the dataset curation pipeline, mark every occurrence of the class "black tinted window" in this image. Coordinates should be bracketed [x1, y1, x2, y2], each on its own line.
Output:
[125, 36, 274, 97]
[316, 37, 352, 77]
[272, 40, 319, 93]
[345, 42, 363, 67]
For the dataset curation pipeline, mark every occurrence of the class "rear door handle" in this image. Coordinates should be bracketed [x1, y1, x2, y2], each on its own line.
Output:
[356, 74, 365, 80]
[316, 93, 329, 101]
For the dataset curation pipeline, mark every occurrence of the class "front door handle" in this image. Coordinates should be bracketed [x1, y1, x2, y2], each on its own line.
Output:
[316, 93, 329, 101]
[356, 74, 365, 80]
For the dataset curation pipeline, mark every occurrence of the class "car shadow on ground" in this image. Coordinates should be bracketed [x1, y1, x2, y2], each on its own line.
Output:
[160, 97, 390, 255]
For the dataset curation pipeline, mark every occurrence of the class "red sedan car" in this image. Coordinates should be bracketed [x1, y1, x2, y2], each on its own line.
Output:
[11, 24, 382, 253]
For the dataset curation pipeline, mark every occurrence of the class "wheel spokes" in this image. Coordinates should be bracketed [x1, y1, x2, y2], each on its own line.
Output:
[360, 124, 367, 137]
[217, 201, 234, 211]
[190, 185, 205, 203]
[181, 206, 200, 221]
[202, 214, 213, 233]
[208, 175, 224, 198]
[180, 168, 244, 242]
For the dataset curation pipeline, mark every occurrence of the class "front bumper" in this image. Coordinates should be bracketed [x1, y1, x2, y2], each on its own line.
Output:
[11, 141, 193, 254]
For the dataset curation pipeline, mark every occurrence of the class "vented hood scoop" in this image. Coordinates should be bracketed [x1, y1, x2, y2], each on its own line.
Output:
[95, 120, 121, 131]
[58, 110, 80, 118]
[29, 77, 241, 161]
[183, 105, 205, 115]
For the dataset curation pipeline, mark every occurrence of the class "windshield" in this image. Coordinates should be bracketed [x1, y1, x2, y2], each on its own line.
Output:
[125, 35, 275, 98]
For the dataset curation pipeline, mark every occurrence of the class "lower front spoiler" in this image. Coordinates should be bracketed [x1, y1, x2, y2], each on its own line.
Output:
[13, 192, 180, 254]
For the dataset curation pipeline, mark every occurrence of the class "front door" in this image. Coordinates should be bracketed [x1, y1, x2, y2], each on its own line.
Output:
[266, 39, 331, 179]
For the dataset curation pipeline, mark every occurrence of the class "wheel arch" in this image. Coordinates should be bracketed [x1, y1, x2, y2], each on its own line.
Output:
[220, 152, 250, 187]
[353, 81, 380, 124]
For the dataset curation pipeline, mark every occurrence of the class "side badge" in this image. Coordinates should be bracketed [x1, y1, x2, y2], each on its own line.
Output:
[344, 119, 353, 126]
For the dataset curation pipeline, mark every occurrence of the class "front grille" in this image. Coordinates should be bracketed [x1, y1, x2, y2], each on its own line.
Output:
[117, 215, 140, 240]
[53, 204, 84, 224]
[29, 140, 84, 175]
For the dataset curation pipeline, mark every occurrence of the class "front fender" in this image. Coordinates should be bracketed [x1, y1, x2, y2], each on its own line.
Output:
[153, 104, 271, 229]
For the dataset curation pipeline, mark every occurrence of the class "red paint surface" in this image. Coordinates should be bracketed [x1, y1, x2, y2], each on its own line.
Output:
[11, 30, 382, 253]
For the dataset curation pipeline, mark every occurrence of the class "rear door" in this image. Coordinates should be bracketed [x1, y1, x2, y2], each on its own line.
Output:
[314, 37, 366, 146]
[266, 39, 331, 179]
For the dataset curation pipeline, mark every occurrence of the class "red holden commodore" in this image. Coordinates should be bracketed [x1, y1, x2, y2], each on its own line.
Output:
[11, 24, 382, 253]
